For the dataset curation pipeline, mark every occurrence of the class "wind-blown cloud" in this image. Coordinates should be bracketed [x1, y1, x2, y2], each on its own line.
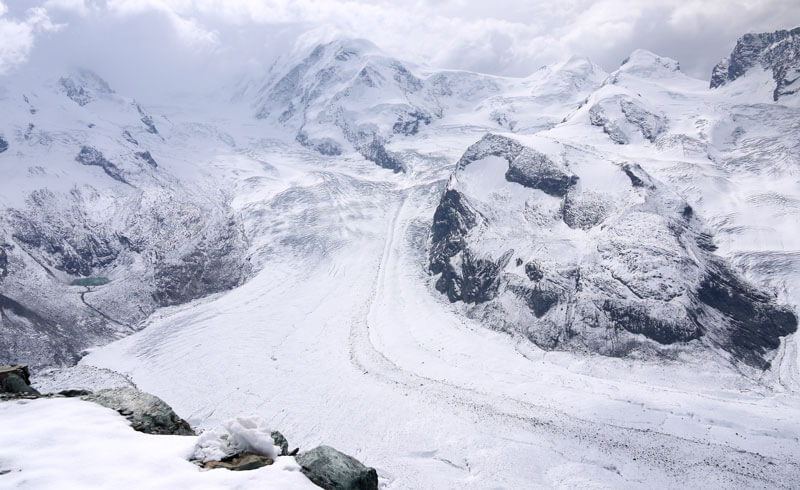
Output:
[3, 0, 800, 96]
[0, 1, 61, 74]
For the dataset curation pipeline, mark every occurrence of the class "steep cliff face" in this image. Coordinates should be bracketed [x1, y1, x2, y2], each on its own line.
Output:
[711, 27, 800, 101]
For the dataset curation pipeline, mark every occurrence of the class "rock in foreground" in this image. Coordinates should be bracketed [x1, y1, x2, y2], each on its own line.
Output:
[296, 446, 379, 490]
[0, 365, 40, 396]
[82, 387, 195, 436]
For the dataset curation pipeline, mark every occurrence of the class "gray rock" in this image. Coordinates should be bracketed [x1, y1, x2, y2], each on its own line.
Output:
[0, 135, 8, 153]
[295, 446, 378, 490]
[0, 365, 39, 395]
[75, 146, 128, 184]
[589, 104, 628, 144]
[505, 148, 578, 197]
[135, 151, 158, 168]
[358, 136, 404, 173]
[82, 387, 195, 436]
[202, 453, 274, 471]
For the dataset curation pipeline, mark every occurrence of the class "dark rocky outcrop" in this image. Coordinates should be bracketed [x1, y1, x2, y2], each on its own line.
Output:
[602, 300, 703, 345]
[429, 189, 479, 274]
[58, 70, 113, 106]
[296, 446, 379, 490]
[0, 246, 7, 278]
[697, 261, 798, 369]
[82, 387, 195, 436]
[136, 104, 159, 135]
[0, 365, 40, 395]
[135, 151, 158, 168]
[509, 285, 559, 317]
[59, 78, 93, 106]
[296, 131, 343, 156]
[505, 148, 578, 197]
[621, 163, 650, 188]
[456, 133, 523, 169]
[393, 110, 432, 136]
[0, 135, 8, 153]
[435, 250, 512, 304]
[589, 105, 628, 144]
[524, 261, 544, 282]
[152, 224, 247, 307]
[75, 146, 128, 184]
[711, 27, 800, 101]
[122, 131, 138, 146]
[358, 136, 404, 173]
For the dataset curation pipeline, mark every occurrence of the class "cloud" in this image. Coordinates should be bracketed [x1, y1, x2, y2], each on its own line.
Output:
[0, 2, 61, 74]
[2, 0, 800, 95]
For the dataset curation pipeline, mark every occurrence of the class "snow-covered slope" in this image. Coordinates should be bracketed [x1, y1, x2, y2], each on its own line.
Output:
[0, 70, 249, 367]
[242, 39, 605, 171]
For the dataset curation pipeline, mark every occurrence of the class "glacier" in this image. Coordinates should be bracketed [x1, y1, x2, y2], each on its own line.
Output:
[1, 28, 800, 489]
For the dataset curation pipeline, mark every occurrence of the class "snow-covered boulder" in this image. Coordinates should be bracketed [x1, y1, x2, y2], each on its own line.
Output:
[192, 416, 280, 463]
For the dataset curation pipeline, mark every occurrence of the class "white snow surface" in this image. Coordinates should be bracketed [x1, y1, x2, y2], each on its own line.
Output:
[2, 41, 800, 488]
[193, 416, 280, 463]
[0, 398, 316, 489]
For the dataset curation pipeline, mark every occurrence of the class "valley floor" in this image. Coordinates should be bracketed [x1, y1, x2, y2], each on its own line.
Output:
[75, 134, 800, 488]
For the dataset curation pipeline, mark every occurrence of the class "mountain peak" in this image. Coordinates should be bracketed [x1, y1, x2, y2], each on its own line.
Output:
[617, 49, 680, 77]
[710, 26, 800, 101]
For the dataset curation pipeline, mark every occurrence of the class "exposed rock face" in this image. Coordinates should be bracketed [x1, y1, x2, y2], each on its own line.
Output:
[589, 97, 666, 144]
[505, 148, 578, 197]
[296, 446, 379, 490]
[75, 146, 128, 184]
[82, 387, 195, 436]
[393, 110, 432, 136]
[136, 104, 159, 135]
[0, 135, 8, 153]
[429, 189, 480, 276]
[58, 70, 114, 106]
[711, 27, 800, 101]
[358, 136, 404, 173]
[135, 151, 158, 168]
[429, 134, 797, 368]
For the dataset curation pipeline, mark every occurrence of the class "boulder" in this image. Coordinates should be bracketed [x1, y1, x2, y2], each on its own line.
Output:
[296, 446, 378, 490]
[0, 365, 39, 395]
[202, 453, 273, 471]
[82, 387, 195, 435]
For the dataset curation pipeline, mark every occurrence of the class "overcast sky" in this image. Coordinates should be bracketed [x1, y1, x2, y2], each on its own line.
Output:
[2, 0, 800, 97]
